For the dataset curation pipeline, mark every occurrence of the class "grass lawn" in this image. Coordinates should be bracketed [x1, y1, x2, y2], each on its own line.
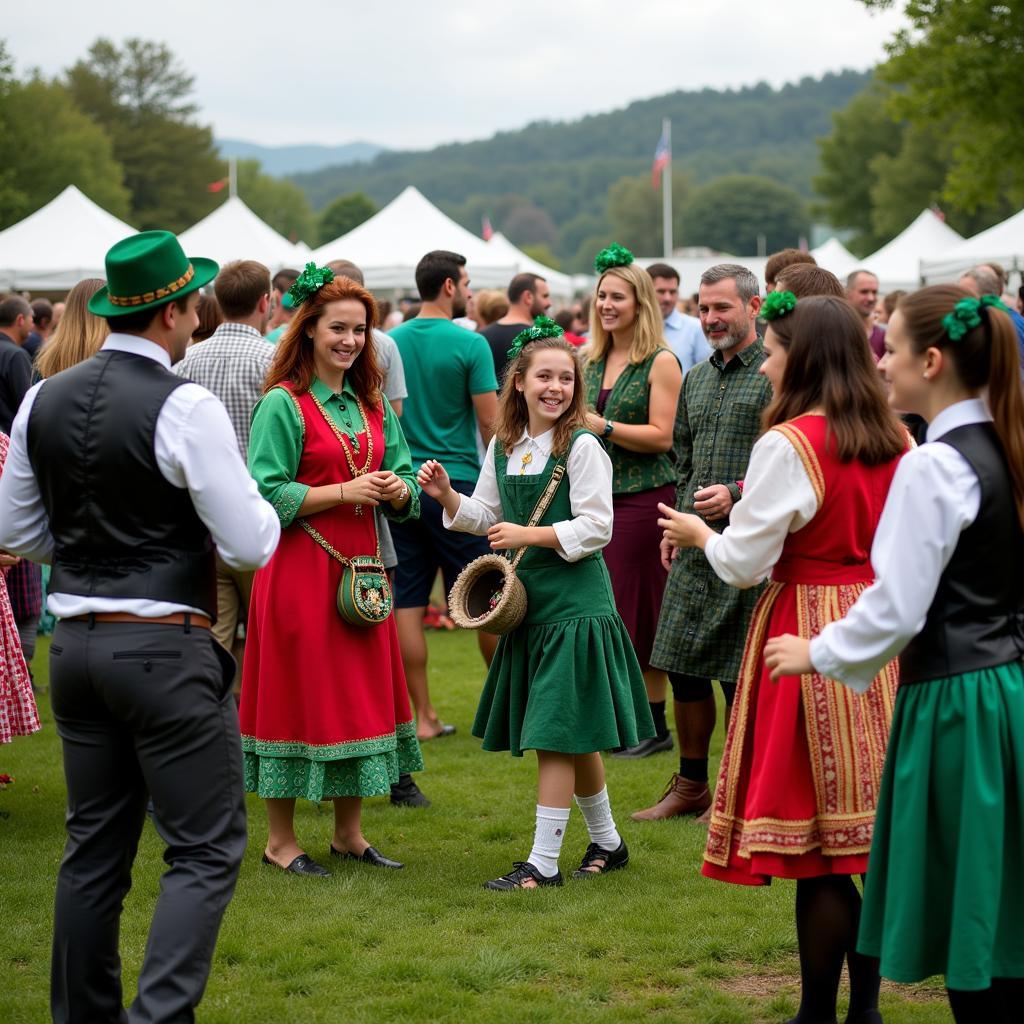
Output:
[1, 630, 949, 1023]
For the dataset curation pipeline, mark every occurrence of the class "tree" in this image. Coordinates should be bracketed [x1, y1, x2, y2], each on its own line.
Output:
[860, 0, 1024, 210]
[520, 245, 562, 271]
[0, 46, 129, 229]
[606, 171, 691, 256]
[503, 202, 559, 248]
[66, 38, 223, 231]
[680, 175, 807, 254]
[317, 192, 377, 245]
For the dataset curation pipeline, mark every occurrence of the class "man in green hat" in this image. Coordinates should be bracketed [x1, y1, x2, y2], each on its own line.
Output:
[0, 230, 281, 1023]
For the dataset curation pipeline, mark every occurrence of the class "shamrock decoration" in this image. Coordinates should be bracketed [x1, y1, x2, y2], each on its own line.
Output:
[507, 315, 565, 360]
[761, 290, 798, 322]
[287, 262, 335, 307]
[594, 242, 635, 275]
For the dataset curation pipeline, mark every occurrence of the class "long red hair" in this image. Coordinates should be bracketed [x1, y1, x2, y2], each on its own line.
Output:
[263, 277, 383, 406]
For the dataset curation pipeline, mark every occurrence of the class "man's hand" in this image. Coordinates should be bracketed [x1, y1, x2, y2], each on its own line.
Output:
[693, 484, 734, 522]
[0, 551, 21, 568]
[659, 535, 678, 572]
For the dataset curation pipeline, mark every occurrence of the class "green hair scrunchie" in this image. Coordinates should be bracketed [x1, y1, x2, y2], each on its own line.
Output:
[287, 262, 335, 307]
[942, 294, 1009, 341]
[507, 315, 565, 361]
[761, 290, 797, 322]
[594, 242, 635, 275]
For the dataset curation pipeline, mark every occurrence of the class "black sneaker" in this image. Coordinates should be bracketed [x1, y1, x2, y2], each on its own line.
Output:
[390, 773, 430, 808]
[484, 860, 563, 890]
[612, 733, 674, 759]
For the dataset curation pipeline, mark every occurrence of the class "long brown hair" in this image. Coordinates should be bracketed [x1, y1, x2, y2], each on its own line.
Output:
[763, 295, 905, 464]
[496, 336, 589, 457]
[35, 278, 108, 379]
[263, 277, 382, 405]
[899, 284, 1024, 527]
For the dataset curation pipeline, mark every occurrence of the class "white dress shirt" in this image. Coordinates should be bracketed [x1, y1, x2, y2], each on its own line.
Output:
[0, 334, 281, 617]
[444, 428, 613, 561]
[810, 398, 989, 692]
[703, 427, 820, 588]
[663, 309, 712, 373]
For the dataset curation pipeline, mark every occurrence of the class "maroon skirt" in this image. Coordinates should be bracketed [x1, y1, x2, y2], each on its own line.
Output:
[602, 484, 675, 671]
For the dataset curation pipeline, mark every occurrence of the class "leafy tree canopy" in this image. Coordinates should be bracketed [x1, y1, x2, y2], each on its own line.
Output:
[317, 192, 378, 246]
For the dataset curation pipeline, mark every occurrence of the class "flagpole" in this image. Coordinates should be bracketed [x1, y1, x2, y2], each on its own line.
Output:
[661, 118, 672, 258]
[229, 156, 237, 199]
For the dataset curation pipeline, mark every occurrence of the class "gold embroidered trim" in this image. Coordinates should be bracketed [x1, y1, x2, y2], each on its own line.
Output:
[773, 422, 825, 510]
[108, 264, 195, 307]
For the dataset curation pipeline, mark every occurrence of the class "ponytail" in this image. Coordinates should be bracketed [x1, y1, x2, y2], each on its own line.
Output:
[985, 307, 1024, 529]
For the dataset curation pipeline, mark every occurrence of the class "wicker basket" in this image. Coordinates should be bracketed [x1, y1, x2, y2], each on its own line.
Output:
[448, 553, 527, 634]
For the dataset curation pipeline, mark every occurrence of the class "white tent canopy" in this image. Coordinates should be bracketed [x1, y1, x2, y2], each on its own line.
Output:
[485, 232, 573, 297]
[179, 196, 309, 272]
[921, 207, 1024, 283]
[862, 209, 963, 292]
[312, 186, 516, 290]
[0, 185, 136, 291]
[811, 237, 860, 281]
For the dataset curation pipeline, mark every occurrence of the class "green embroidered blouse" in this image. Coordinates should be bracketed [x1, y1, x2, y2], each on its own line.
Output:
[583, 350, 676, 495]
[247, 377, 421, 527]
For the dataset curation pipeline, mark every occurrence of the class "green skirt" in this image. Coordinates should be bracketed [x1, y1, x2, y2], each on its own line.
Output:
[472, 611, 654, 757]
[858, 661, 1024, 989]
[243, 720, 424, 800]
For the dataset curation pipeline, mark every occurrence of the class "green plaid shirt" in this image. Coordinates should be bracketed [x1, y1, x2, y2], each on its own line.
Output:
[651, 338, 773, 681]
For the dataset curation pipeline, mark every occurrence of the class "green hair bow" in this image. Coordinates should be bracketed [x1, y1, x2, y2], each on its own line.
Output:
[761, 290, 797, 322]
[942, 294, 1009, 341]
[287, 262, 335, 307]
[507, 315, 565, 360]
[594, 242, 635, 275]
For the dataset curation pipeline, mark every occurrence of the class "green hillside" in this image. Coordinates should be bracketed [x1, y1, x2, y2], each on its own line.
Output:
[291, 70, 871, 268]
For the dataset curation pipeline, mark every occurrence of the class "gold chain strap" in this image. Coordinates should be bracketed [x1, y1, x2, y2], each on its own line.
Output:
[308, 390, 374, 477]
[300, 519, 381, 564]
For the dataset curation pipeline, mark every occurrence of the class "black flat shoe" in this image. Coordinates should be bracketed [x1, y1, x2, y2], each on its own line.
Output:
[572, 840, 629, 879]
[390, 773, 431, 808]
[612, 734, 674, 758]
[261, 852, 330, 877]
[484, 861, 563, 890]
[330, 844, 404, 869]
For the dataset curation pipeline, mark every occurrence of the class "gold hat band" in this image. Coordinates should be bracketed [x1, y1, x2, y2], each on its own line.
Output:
[108, 264, 196, 308]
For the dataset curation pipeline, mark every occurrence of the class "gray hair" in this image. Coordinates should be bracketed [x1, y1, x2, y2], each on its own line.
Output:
[961, 266, 1001, 296]
[700, 263, 760, 303]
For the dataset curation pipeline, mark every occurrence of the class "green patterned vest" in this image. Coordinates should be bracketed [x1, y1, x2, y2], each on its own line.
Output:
[583, 350, 676, 495]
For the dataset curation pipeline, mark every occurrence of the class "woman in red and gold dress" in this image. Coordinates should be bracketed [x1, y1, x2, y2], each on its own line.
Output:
[658, 293, 907, 1024]
[241, 267, 422, 877]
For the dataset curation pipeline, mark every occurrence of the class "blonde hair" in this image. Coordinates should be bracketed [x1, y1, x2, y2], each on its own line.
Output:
[587, 263, 666, 364]
[35, 278, 109, 379]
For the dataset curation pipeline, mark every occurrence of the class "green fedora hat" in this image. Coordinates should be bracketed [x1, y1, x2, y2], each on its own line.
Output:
[88, 230, 219, 317]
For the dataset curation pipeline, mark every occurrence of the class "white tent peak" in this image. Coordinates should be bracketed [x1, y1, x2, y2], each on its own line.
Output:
[810, 237, 860, 280]
[0, 185, 136, 290]
[921, 207, 1024, 283]
[863, 209, 963, 291]
[178, 195, 308, 270]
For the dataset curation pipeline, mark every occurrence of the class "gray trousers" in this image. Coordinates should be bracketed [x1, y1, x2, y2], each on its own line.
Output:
[48, 618, 247, 1024]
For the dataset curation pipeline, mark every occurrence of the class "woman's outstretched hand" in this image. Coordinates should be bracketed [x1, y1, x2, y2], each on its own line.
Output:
[763, 634, 813, 681]
[417, 459, 452, 500]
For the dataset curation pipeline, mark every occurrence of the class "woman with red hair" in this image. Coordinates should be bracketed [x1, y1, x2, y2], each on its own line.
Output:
[241, 267, 422, 877]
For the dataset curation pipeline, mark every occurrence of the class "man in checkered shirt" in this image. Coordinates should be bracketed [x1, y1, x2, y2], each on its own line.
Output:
[175, 260, 274, 681]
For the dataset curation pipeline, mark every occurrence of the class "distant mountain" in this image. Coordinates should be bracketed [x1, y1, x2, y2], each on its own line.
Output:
[216, 139, 385, 176]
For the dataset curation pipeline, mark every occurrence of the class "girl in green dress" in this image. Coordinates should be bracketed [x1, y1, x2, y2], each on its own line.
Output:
[418, 319, 654, 889]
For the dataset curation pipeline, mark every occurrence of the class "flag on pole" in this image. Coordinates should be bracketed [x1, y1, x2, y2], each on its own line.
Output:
[482, 214, 494, 241]
[930, 204, 946, 222]
[207, 178, 229, 193]
[652, 127, 671, 188]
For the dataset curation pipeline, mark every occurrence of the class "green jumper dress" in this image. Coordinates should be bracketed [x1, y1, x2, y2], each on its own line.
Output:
[471, 430, 655, 757]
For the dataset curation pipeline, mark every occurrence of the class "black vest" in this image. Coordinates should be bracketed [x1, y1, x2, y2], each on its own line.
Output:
[900, 422, 1024, 684]
[26, 350, 217, 616]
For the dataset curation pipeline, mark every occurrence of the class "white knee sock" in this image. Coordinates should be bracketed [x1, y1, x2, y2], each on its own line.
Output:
[575, 787, 621, 851]
[527, 805, 570, 878]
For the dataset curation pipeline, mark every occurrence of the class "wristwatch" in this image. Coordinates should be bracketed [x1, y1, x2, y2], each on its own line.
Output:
[602, 419, 614, 437]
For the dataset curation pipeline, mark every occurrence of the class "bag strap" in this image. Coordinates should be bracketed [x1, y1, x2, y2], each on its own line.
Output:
[508, 463, 566, 570]
[300, 518, 382, 565]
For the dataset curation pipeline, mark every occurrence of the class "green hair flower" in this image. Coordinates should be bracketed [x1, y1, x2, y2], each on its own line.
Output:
[761, 290, 797, 322]
[943, 293, 1011, 341]
[594, 242, 635, 275]
[287, 262, 335, 307]
[507, 315, 565, 360]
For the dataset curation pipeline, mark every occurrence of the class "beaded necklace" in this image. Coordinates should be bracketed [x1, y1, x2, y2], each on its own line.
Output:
[309, 389, 374, 516]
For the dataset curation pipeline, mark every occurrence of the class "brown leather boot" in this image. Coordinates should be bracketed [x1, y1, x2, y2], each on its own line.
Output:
[630, 773, 711, 821]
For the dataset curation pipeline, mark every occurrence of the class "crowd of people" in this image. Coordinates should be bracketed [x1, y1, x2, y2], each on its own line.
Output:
[0, 228, 1022, 1023]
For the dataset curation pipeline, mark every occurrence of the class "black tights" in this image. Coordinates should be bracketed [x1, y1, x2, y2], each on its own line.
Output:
[948, 979, 1024, 1023]
[789, 875, 880, 1024]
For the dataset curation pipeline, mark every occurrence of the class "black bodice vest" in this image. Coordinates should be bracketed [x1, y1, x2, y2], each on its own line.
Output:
[899, 422, 1024, 684]
[27, 349, 216, 616]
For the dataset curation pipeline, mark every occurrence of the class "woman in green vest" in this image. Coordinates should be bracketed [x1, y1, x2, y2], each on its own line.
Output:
[582, 245, 683, 757]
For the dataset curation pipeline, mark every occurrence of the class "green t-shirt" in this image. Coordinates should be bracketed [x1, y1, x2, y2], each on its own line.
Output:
[389, 317, 497, 481]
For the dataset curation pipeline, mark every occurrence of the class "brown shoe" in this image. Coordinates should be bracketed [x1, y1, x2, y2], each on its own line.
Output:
[630, 773, 711, 821]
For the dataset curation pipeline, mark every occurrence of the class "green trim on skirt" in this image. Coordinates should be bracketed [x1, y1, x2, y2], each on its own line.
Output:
[243, 722, 424, 800]
[858, 661, 1024, 990]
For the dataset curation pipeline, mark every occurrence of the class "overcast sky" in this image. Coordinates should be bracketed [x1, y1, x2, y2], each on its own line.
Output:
[4, 0, 906, 151]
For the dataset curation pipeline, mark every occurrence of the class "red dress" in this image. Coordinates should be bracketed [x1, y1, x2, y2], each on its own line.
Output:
[239, 387, 421, 800]
[703, 415, 901, 884]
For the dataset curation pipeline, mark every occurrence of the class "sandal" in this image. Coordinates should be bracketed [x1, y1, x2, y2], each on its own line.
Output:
[572, 840, 629, 879]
